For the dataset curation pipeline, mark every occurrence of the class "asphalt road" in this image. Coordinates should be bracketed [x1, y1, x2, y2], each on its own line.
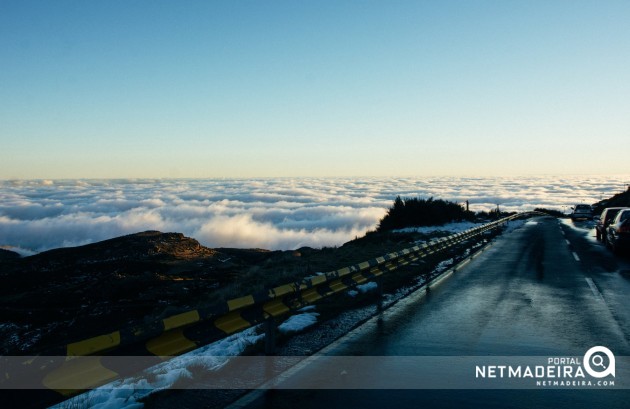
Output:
[233, 216, 630, 409]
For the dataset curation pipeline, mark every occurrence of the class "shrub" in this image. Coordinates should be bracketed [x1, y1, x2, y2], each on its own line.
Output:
[377, 196, 475, 231]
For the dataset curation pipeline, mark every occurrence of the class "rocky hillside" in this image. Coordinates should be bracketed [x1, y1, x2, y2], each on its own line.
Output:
[17, 230, 217, 269]
[0, 248, 20, 263]
[0, 232, 239, 354]
[0, 229, 424, 355]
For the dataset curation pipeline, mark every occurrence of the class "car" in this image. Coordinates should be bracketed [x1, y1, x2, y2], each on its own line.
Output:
[570, 204, 593, 221]
[595, 207, 628, 242]
[606, 209, 630, 255]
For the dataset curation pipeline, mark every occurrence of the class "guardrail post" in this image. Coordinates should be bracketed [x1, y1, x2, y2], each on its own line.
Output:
[376, 276, 384, 312]
[264, 318, 276, 355]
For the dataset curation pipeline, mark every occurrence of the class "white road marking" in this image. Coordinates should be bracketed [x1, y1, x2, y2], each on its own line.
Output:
[572, 252, 580, 262]
[585, 277, 605, 302]
[565, 239, 571, 245]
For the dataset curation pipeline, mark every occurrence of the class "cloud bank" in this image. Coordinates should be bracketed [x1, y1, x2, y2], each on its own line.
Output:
[1, 176, 628, 253]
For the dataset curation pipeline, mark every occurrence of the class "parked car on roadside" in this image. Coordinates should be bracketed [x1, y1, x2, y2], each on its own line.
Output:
[570, 204, 593, 221]
[595, 207, 629, 242]
[606, 209, 630, 255]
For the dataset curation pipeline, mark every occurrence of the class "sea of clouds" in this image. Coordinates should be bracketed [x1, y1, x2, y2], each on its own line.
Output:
[1, 176, 628, 254]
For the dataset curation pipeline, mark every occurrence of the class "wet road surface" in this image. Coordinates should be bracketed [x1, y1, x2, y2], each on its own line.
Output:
[234, 217, 630, 409]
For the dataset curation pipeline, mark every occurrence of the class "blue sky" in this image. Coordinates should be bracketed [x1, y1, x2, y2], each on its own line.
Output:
[1, 1, 629, 179]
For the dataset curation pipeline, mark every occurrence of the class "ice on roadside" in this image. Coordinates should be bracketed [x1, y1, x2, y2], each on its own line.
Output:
[51, 326, 265, 409]
[346, 281, 379, 298]
[278, 310, 319, 334]
[433, 258, 454, 274]
[393, 221, 481, 235]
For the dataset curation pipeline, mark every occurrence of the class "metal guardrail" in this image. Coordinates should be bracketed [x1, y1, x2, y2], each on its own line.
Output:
[2, 212, 542, 401]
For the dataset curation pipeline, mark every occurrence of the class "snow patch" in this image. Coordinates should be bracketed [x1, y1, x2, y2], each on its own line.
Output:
[433, 258, 454, 274]
[346, 281, 379, 298]
[393, 221, 482, 234]
[356, 281, 378, 294]
[503, 219, 528, 234]
[51, 326, 264, 409]
[278, 311, 319, 334]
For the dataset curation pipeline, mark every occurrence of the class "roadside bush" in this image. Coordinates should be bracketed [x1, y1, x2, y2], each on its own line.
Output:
[377, 196, 475, 231]
[534, 208, 565, 218]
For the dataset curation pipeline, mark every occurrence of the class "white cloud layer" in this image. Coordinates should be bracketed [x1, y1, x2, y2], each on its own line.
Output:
[1, 176, 628, 253]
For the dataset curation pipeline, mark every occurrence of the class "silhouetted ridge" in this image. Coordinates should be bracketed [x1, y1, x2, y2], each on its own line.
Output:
[28, 230, 216, 264]
[592, 186, 630, 214]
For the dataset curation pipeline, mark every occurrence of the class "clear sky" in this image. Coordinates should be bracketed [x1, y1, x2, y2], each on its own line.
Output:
[1, 1, 629, 179]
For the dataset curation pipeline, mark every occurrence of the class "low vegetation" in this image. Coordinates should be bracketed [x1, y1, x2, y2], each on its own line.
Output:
[534, 208, 566, 218]
[376, 196, 514, 232]
[377, 196, 475, 231]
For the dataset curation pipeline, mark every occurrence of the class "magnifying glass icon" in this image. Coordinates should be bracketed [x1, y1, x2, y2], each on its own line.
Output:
[592, 354, 606, 368]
